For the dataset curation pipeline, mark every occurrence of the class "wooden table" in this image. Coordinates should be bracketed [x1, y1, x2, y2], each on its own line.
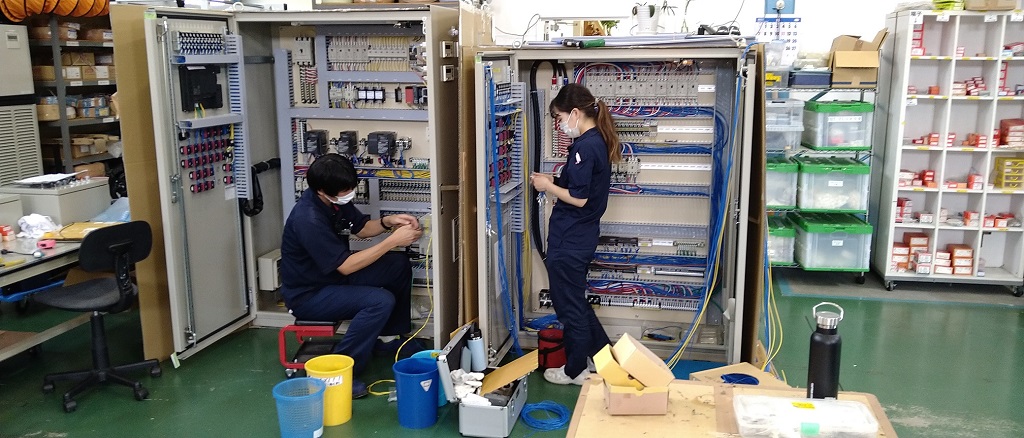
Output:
[567, 378, 899, 437]
[0, 238, 86, 362]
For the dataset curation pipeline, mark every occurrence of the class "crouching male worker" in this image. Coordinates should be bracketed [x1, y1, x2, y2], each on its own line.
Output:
[280, 153, 422, 398]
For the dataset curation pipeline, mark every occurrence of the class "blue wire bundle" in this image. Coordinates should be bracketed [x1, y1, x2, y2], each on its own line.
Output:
[521, 401, 571, 431]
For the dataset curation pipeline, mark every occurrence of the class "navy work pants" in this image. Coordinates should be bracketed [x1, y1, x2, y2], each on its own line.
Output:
[288, 252, 413, 376]
[545, 248, 611, 378]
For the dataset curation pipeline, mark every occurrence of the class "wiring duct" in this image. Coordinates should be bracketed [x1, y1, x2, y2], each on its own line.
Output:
[528, 60, 566, 261]
[664, 48, 752, 369]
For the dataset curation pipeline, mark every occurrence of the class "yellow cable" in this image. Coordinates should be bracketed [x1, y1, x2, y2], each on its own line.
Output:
[367, 379, 395, 396]
[395, 234, 433, 363]
[668, 216, 726, 369]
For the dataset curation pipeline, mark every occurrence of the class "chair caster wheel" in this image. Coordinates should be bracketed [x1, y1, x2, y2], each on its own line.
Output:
[150, 366, 162, 378]
[1013, 286, 1023, 297]
[285, 369, 297, 378]
[134, 388, 149, 401]
[42, 382, 54, 393]
[63, 400, 77, 413]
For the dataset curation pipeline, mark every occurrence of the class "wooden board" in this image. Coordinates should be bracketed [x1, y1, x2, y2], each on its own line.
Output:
[568, 379, 899, 438]
[0, 331, 36, 350]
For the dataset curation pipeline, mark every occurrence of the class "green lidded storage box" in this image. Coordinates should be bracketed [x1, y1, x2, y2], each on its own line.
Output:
[766, 156, 799, 210]
[793, 212, 872, 272]
[767, 215, 796, 265]
[801, 100, 874, 151]
[795, 157, 870, 212]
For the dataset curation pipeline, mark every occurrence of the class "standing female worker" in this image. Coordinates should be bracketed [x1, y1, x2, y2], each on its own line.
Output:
[530, 83, 621, 385]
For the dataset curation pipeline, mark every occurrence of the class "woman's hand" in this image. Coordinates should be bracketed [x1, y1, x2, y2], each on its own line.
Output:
[530, 172, 554, 192]
[385, 214, 420, 230]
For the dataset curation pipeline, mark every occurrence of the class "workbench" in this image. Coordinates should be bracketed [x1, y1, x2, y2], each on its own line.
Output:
[567, 378, 898, 437]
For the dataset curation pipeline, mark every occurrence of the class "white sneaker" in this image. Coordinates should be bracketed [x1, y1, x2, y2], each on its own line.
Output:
[543, 366, 589, 385]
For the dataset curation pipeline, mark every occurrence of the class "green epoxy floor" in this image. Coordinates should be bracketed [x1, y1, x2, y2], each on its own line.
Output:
[1, 291, 1022, 437]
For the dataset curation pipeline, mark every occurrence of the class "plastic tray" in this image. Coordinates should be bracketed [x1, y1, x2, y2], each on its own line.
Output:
[733, 395, 879, 438]
[793, 212, 872, 271]
[801, 100, 874, 151]
[796, 157, 870, 212]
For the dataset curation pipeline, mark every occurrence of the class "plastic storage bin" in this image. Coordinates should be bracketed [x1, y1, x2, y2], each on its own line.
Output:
[733, 394, 879, 438]
[766, 157, 798, 209]
[793, 212, 872, 271]
[766, 126, 803, 151]
[801, 100, 874, 150]
[765, 99, 803, 126]
[767, 215, 796, 265]
[796, 157, 870, 212]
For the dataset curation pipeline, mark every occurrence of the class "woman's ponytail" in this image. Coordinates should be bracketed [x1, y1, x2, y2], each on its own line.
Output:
[595, 100, 621, 163]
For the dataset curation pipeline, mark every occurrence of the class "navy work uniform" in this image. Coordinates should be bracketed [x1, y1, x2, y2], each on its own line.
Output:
[545, 127, 613, 379]
[280, 189, 412, 376]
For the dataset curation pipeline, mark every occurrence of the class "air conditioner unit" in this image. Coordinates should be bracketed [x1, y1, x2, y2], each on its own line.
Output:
[258, 248, 282, 291]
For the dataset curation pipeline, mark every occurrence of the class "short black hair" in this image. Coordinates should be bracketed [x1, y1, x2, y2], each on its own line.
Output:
[306, 154, 358, 195]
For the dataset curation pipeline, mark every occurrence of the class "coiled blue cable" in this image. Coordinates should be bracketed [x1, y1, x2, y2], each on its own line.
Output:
[521, 401, 571, 431]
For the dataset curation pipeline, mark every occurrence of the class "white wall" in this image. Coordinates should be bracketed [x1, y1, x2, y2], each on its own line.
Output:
[489, 0, 905, 53]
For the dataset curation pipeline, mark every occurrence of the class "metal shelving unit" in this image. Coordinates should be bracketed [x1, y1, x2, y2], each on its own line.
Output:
[874, 10, 1024, 296]
[30, 15, 120, 173]
[765, 86, 878, 283]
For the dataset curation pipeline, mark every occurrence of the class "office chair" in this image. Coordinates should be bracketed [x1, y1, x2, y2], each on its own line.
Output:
[33, 221, 162, 413]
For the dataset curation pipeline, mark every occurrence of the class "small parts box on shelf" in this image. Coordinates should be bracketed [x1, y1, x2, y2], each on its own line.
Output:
[993, 157, 1024, 189]
[801, 100, 874, 151]
[767, 215, 796, 266]
[765, 157, 798, 210]
[795, 157, 870, 212]
[793, 212, 873, 272]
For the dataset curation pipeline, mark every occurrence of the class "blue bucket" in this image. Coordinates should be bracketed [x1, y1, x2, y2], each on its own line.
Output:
[272, 377, 326, 438]
[392, 357, 440, 429]
[410, 349, 447, 407]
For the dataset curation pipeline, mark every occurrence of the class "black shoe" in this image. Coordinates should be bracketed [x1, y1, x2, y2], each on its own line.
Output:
[373, 337, 427, 359]
[352, 379, 369, 399]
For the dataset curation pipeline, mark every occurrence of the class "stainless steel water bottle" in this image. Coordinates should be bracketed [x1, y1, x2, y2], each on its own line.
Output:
[807, 302, 843, 399]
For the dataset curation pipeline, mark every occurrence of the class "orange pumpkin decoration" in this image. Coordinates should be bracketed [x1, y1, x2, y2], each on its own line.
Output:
[1, 0, 110, 23]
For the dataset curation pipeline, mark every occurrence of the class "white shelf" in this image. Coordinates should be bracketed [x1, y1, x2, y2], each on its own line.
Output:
[938, 225, 981, 231]
[894, 223, 935, 229]
[877, 11, 1024, 288]
[907, 94, 949, 100]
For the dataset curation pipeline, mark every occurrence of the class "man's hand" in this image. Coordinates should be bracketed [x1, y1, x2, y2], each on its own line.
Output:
[530, 172, 554, 192]
[387, 224, 423, 247]
[385, 214, 421, 230]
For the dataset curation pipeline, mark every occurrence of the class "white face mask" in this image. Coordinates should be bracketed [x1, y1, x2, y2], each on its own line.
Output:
[329, 191, 356, 205]
[560, 110, 581, 138]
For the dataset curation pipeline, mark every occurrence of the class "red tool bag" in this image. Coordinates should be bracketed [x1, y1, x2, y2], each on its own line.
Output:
[537, 328, 566, 369]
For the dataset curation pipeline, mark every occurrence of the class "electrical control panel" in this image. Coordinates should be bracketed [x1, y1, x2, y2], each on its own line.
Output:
[255, 7, 460, 348]
[475, 47, 753, 364]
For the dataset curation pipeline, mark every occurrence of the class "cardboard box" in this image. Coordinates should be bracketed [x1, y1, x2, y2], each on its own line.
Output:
[935, 265, 954, 275]
[74, 162, 106, 179]
[934, 259, 952, 267]
[594, 345, 644, 389]
[32, 66, 82, 81]
[952, 257, 974, 267]
[82, 28, 114, 41]
[96, 54, 115, 65]
[603, 382, 669, 416]
[688, 363, 792, 389]
[36, 104, 61, 122]
[892, 243, 910, 255]
[891, 254, 910, 264]
[904, 232, 929, 247]
[29, 26, 77, 41]
[612, 333, 675, 388]
[828, 29, 887, 89]
[61, 52, 95, 66]
[82, 66, 113, 81]
[948, 244, 974, 258]
[935, 251, 951, 260]
[966, 0, 1017, 10]
[954, 266, 974, 276]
